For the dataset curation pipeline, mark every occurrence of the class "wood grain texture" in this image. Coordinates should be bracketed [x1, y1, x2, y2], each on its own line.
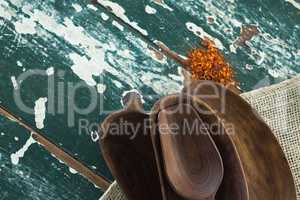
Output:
[182, 81, 296, 200]
[158, 103, 224, 200]
[100, 108, 163, 200]
[150, 95, 248, 200]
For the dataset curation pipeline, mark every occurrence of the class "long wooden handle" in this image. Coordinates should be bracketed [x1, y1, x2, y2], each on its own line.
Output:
[91, 0, 189, 67]
[0, 105, 112, 191]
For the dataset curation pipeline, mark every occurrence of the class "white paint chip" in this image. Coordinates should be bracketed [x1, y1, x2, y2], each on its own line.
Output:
[97, 83, 107, 93]
[231, 18, 242, 27]
[14, 17, 36, 34]
[152, 0, 173, 11]
[17, 61, 23, 67]
[34, 98, 48, 129]
[72, 4, 82, 12]
[21, 4, 33, 15]
[0, 1, 15, 20]
[229, 44, 237, 53]
[112, 80, 123, 88]
[46, 67, 54, 76]
[69, 167, 78, 174]
[118, 49, 135, 60]
[69, 50, 108, 86]
[14, 137, 19, 141]
[11, 76, 18, 90]
[286, 0, 300, 10]
[268, 68, 284, 78]
[10, 134, 36, 165]
[97, 0, 148, 36]
[9, 9, 114, 87]
[112, 20, 124, 31]
[91, 131, 100, 142]
[245, 64, 253, 71]
[101, 12, 109, 21]
[186, 22, 224, 50]
[145, 5, 157, 14]
[140, 72, 182, 95]
[87, 4, 98, 11]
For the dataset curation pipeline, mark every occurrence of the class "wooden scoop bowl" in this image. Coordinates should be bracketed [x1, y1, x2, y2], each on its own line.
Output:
[158, 103, 224, 200]
[150, 95, 248, 200]
[182, 80, 296, 200]
[100, 92, 163, 200]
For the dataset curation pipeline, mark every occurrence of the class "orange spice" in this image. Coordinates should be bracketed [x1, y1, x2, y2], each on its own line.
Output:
[186, 38, 238, 87]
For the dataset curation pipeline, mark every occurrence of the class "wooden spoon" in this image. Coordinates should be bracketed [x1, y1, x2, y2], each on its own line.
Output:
[157, 103, 224, 200]
[100, 91, 163, 200]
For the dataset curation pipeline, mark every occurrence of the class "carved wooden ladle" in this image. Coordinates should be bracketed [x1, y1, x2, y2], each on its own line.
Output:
[157, 102, 224, 200]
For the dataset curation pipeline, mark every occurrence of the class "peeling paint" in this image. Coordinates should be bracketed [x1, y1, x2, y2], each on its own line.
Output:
[34, 97, 47, 129]
[11, 76, 18, 90]
[14, 17, 36, 34]
[96, 83, 107, 93]
[72, 4, 82, 12]
[10, 134, 36, 165]
[186, 22, 224, 50]
[145, 5, 157, 14]
[46, 67, 54, 76]
[101, 12, 109, 21]
[286, 0, 300, 10]
[152, 0, 173, 11]
[112, 20, 124, 31]
[97, 0, 148, 36]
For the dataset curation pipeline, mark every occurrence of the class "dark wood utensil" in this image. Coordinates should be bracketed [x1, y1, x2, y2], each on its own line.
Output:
[157, 103, 224, 200]
[185, 100, 249, 200]
[100, 92, 163, 200]
[182, 80, 297, 200]
[0, 105, 111, 191]
[150, 95, 248, 200]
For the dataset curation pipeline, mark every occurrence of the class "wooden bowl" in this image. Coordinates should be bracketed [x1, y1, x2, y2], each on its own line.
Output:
[150, 94, 248, 200]
[182, 80, 296, 200]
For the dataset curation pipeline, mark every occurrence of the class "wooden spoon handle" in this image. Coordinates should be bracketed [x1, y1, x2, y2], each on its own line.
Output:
[122, 91, 144, 112]
[0, 105, 111, 191]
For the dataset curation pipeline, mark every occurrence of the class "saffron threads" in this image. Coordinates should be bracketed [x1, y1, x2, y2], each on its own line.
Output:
[156, 38, 238, 89]
[186, 38, 237, 87]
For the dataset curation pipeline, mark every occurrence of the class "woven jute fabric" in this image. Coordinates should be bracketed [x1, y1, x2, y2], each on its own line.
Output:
[100, 75, 300, 200]
[100, 181, 127, 200]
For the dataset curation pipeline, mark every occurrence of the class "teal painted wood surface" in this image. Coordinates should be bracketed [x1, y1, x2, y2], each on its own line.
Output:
[0, 0, 299, 199]
[0, 0, 181, 199]
[96, 0, 300, 90]
[0, 115, 102, 200]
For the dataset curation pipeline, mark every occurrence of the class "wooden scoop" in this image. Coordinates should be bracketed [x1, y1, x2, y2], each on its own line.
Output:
[150, 95, 249, 200]
[157, 103, 224, 200]
[158, 104, 224, 200]
[182, 80, 296, 200]
[100, 91, 163, 200]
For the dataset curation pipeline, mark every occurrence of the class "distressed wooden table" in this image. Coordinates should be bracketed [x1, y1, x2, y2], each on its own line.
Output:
[0, 0, 299, 199]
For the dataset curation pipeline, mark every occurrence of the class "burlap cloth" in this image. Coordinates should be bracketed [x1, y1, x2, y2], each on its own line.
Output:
[100, 75, 300, 200]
